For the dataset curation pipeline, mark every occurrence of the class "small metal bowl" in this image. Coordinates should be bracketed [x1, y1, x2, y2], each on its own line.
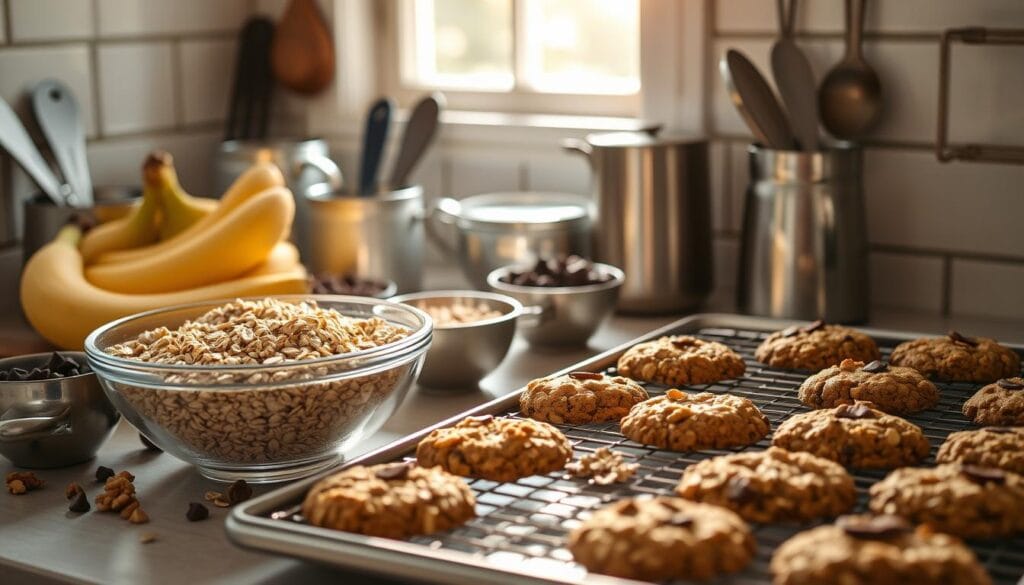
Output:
[0, 352, 120, 468]
[487, 263, 625, 347]
[391, 291, 522, 391]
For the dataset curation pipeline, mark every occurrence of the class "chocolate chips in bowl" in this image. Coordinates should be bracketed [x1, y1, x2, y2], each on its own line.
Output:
[307, 273, 397, 299]
[499, 255, 613, 288]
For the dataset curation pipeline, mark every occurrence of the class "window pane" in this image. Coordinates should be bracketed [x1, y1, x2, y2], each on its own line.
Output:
[409, 0, 514, 90]
[521, 0, 640, 94]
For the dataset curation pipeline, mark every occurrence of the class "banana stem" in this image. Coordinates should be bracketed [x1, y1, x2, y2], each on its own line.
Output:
[55, 224, 83, 246]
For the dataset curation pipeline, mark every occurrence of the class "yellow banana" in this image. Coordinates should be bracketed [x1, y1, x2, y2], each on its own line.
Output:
[21, 225, 308, 350]
[94, 161, 285, 266]
[152, 152, 218, 240]
[244, 241, 302, 277]
[78, 158, 161, 263]
[85, 186, 295, 294]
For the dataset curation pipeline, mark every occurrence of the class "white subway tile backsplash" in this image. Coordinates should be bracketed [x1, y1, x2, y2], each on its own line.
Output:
[97, 0, 248, 37]
[179, 39, 234, 126]
[97, 43, 176, 135]
[9, 0, 93, 41]
[87, 130, 220, 194]
[447, 153, 521, 198]
[949, 44, 1024, 147]
[864, 149, 1024, 257]
[0, 45, 96, 136]
[869, 252, 944, 312]
[951, 259, 1024, 320]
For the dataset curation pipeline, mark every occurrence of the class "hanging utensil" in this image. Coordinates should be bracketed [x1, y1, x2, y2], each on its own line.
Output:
[818, 0, 883, 140]
[387, 93, 444, 189]
[721, 49, 797, 150]
[358, 97, 394, 196]
[30, 80, 93, 207]
[225, 17, 275, 141]
[271, 0, 335, 95]
[0, 96, 70, 206]
[770, 0, 819, 151]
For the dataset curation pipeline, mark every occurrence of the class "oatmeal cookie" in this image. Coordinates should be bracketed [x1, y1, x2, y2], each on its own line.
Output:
[868, 463, 1024, 539]
[937, 426, 1024, 475]
[676, 447, 856, 523]
[415, 415, 572, 481]
[620, 389, 769, 452]
[962, 377, 1024, 426]
[616, 336, 745, 386]
[301, 462, 475, 538]
[889, 331, 1020, 383]
[568, 497, 755, 581]
[519, 371, 648, 424]
[797, 359, 938, 415]
[772, 402, 930, 469]
[755, 320, 880, 371]
[771, 515, 991, 585]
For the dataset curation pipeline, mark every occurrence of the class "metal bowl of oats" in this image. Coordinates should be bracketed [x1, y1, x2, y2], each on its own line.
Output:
[390, 290, 521, 391]
[83, 296, 432, 483]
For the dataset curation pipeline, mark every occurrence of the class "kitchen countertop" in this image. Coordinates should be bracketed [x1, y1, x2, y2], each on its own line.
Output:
[2, 258, 1023, 585]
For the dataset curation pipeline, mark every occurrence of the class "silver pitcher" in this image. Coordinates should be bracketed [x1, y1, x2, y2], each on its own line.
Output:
[738, 144, 868, 323]
[215, 138, 343, 261]
[564, 131, 711, 314]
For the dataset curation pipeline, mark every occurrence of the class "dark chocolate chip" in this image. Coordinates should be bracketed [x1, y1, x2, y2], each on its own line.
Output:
[780, 326, 801, 338]
[465, 414, 494, 424]
[568, 371, 603, 381]
[666, 514, 694, 528]
[801, 320, 826, 333]
[68, 491, 90, 513]
[139, 433, 162, 452]
[986, 427, 1018, 435]
[724, 476, 757, 503]
[227, 480, 253, 504]
[670, 338, 698, 349]
[95, 466, 115, 483]
[374, 462, 414, 481]
[619, 500, 639, 515]
[11, 368, 28, 380]
[961, 464, 1006, 485]
[186, 502, 210, 521]
[996, 378, 1024, 390]
[947, 331, 978, 347]
[862, 360, 888, 373]
[837, 515, 911, 539]
[835, 403, 877, 420]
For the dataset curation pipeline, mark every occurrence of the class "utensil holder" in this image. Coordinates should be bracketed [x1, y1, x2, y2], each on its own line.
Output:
[306, 185, 424, 293]
[737, 143, 869, 323]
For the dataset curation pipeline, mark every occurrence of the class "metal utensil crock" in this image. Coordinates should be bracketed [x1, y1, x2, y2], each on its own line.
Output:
[738, 143, 868, 323]
[564, 131, 711, 314]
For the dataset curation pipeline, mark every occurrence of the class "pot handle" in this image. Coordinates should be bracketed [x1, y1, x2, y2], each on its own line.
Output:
[0, 402, 71, 442]
[561, 138, 593, 158]
[298, 154, 344, 191]
[517, 304, 547, 328]
[425, 197, 462, 256]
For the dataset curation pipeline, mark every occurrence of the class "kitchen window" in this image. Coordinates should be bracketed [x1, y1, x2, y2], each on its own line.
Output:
[380, 0, 642, 117]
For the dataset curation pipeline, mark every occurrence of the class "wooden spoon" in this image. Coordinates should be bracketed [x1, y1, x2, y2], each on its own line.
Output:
[271, 0, 335, 94]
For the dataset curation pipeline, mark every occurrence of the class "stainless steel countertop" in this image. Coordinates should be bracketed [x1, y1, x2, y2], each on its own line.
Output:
[2, 260, 1023, 585]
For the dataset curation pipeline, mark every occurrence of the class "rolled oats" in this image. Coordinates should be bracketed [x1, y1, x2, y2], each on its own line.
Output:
[420, 301, 502, 327]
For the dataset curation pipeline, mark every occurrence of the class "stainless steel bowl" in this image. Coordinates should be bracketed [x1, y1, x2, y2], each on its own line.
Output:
[487, 263, 624, 347]
[391, 291, 521, 391]
[0, 352, 120, 468]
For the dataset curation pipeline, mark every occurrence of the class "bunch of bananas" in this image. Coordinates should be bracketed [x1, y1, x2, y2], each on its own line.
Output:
[21, 151, 308, 349]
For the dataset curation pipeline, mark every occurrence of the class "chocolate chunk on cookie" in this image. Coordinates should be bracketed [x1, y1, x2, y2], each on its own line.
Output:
[937, 427, 1024, 474]
[568, 497, 755, 581]
[889, 332, 1020, 383]
[771, 515, 991, 585]
[616, 336, 746, 386]
[415, 416, 572, 481]
[868, 463, 1024, 539]
[962, 377, 1024, 426]
[755, 322, 880, 371]
[773, 401, 930, 469]
[676, 447, 856, 523]
[620, 389, 769, 452]
[798, 359, 939, 415]
[301, 463, 475, 538]
[519, 372, 648, 424]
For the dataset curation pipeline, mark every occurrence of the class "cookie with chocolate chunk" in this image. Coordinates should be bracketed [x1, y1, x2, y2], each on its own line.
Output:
[519, 371, 648, 424]
[619, 389, 769, 452]
[797, 359, 939, 415]
[755, 321, 880, 371]
[616, 336, 745, 386]
[889, 331, 1020, 383]
[962, 377, 1024, 426]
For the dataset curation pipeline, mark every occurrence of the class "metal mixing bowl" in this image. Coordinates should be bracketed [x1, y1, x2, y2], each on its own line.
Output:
[0, 352, 120, 468]
[391, 291, 522, 391]
[487, 263, 625, 347]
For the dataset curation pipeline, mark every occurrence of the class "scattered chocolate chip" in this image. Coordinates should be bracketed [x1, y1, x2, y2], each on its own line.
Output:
[801, 320, 826, 333]
[666, 514, 694, 528]
[837, 515, 911, 539]
[724, 476, 757, 503]
[947, 331, 978, 347]
[996, 378, 1024, 390]
[374, 462, 414, 481]
[65, 482, 83, 500]
[139, 433, 162, 452]
[618, 500, 639, 516]
[498, 255, 612, 287]
[780, 326, 801, 338]
[227, 480, 253, 505]
[835, 403, 877, 420]
[465, 414, 494, 424]
[186, 502, 210, 522]
[68, 491, 90, 513]
[961, 464, 1006, 485]
[986, 427, 1018, 435]
[568, 371, 603, 381]
[95, 466, 115, 483]
[861, 360, 888, 373]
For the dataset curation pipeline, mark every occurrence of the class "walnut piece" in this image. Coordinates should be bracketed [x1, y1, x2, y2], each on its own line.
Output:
[6, 471, 44, 495]
[565, 448, 638, 485]
[95, 470, 149, 524]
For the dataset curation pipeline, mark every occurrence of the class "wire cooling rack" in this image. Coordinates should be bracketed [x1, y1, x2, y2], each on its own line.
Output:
[228, 315, 1024, 585]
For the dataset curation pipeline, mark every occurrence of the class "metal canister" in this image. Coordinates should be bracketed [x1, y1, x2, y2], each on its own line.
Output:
[738, 143, 868, 323]
[564, 131, 711, 314]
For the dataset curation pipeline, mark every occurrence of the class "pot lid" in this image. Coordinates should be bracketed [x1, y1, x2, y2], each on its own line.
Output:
[439, 192, 591, 232]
